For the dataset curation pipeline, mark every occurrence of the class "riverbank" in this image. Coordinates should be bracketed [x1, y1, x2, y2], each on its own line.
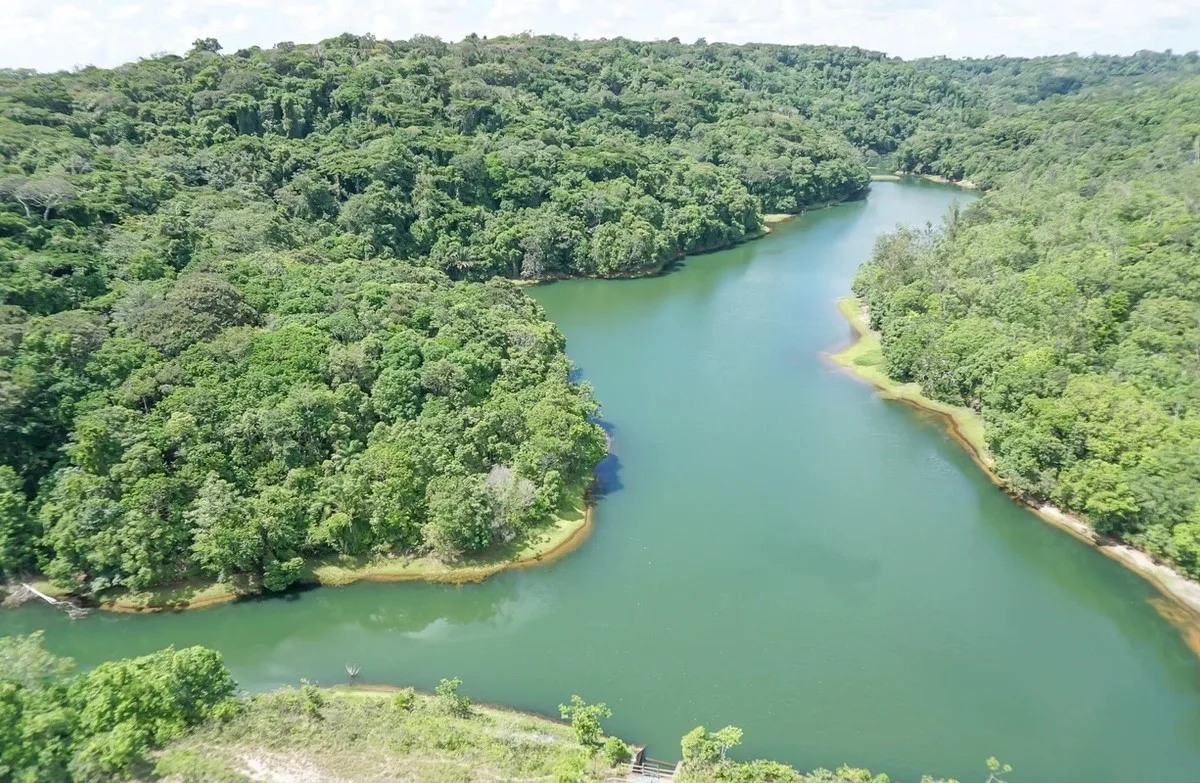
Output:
[152, 684, 626, 782]
[514, 207, 811, 287]
[828, 297, 988, 458]
[15, 483, 594, 614]
[901, 172, 980, 189]
[829, 295, 1200, 642]
[154, 683, 937, 783]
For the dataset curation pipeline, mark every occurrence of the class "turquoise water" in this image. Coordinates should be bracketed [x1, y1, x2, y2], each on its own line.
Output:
[4, 180, 1199, 782]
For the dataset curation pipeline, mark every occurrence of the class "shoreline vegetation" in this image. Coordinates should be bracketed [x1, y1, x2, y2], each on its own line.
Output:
[829, 296, 1200, 652]
[514, 208, 806, 288]
[870, 171, 979, 188]
[3, 199, 842, 617]
[0, 631, 963, 783]
[18, 482, 594, 614]
[7, 203, 830, 615]
[156, 683, 959, 783]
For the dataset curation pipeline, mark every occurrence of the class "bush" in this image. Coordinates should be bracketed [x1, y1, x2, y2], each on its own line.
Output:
[558, 694, 611, 747]
[392, 687, 416, 711]
[603, 736, 631, 766]
[552, 754, 587, 783]
[435, 677, 471, 718]
[299, 679, 324, 721]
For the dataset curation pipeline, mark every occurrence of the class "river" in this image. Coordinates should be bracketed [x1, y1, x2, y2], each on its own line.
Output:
[3, 179, 1199, 782]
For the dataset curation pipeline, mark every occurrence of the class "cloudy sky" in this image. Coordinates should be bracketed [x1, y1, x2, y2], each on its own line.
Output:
[2, 0, 1197, 72]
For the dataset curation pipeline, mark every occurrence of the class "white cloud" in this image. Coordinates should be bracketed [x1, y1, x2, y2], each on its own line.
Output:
[0, 0, 1196, 72]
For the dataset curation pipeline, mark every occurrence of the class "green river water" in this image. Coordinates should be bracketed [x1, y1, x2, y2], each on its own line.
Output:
[4, 180, 1200, 782]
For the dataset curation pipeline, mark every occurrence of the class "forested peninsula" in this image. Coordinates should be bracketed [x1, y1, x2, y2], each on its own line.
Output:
[0, 33, 1198, 606]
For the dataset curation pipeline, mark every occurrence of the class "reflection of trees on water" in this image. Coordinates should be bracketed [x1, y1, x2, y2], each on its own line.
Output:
[592, 417, 623, 498]
[199, 575, 541, 690]
[355, 577, 530, 634]
[4, 574, 534, 691]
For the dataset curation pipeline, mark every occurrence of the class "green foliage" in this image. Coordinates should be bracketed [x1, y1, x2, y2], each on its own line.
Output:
[856, 75, 1200, 576]
[0, 630, 73, 689]
[985, 757, 1014, 783]
[263, 557, 305, 592]
[0, 634, 234, 781]
[677, 725, 951, 783]
[553, 754, 589, 783]
[602, 736, 632, 766]
[159, 686, 614, 782]
[0, 466, 32, 574]
[2, 33, 1194, 597]
[435, 677, 471, 718]
[392, 687, 416, 711]
[299, 678, 324, 721]
[681, 725, 744, 767]
[558, 694, 612, 747]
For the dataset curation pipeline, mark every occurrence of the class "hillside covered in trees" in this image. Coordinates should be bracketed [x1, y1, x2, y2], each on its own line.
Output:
[856, 76, 1200, 578]
[0, 33, 1197, 597]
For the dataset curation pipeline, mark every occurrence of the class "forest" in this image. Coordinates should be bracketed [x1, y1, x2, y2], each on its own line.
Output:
[856, 76, 1200, 577]
[0, 33, 1198, 596]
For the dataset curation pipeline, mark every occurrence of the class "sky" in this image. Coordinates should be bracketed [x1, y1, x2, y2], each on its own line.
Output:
[1, 0, 1197, 72]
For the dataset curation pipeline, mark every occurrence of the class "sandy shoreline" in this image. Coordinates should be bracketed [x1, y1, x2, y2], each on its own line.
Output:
[828, 295, 1200, 651]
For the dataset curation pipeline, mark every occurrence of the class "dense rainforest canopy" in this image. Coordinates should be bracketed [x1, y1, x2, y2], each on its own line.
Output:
[857, 76, 1200, 577]
[0, 32, 1197, 595]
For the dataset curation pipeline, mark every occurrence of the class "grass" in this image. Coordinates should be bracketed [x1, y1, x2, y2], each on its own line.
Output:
[151, 686, 622, 783]
[830, 296, 990, 464]
[95, 483, 593, 613]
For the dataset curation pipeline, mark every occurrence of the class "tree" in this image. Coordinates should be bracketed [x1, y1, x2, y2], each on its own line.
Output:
[0, 632, 74, 689]
[681, 725, 743, 767]
[0, 175, 31, 217]
[188, 473, 260, 579]
[985, 757, 1014, 783]
[15, 176, 76, 219]
[0, 640, 234, 781]
[0, 466, 33, 576]
[558, 695, 612, 746]
[190, 37, 222, 54]
[423, 473, 496, 560]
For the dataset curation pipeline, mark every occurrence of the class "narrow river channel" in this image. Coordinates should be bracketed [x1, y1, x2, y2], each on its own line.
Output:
[3, 180, 1199, 783]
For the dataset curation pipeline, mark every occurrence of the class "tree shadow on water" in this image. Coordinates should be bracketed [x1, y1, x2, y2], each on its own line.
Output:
[238, 580, 323, 605]
[592, 417, 624, 498]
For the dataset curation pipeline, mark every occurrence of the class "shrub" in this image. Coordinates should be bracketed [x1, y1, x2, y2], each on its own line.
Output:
[603, 736, 631, 766]
[558, 694, 611, 747]
[435, 677, 471, 718]
[392, 687, 416, 711]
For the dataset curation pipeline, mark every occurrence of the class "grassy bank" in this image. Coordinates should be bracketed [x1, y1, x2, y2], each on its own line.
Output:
[149, 685, 957, 783]
[830, 296, 1200, 646]
[904, 172, 980, 189]
[829, 296, 989, 461]
[43, 483, 593, 613]
[151, 686, 621, 783]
